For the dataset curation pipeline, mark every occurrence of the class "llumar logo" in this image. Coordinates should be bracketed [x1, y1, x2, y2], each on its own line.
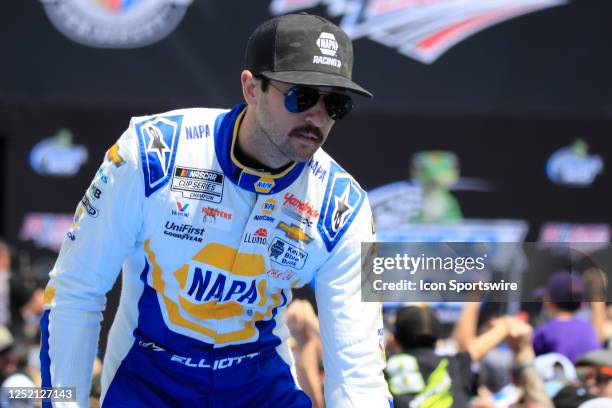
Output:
[270, 0, 567, 64]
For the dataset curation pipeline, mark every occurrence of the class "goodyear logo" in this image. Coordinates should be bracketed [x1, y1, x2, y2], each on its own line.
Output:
[254, 177, 275, 194]
[276, 222, 313, 244]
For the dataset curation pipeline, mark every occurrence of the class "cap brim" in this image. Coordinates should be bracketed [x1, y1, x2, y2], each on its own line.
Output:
[261, 70, 373, 98]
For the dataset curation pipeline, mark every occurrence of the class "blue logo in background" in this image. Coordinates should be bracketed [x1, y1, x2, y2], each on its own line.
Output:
[29, 129, 88, 177]
[135, 115, 183, 196]
[546, 139, 603, 187]
[318, 162, 365, 252]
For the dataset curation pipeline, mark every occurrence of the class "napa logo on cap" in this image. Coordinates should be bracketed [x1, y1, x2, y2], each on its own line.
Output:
[40, 0, 194, 49]
[313, 31, 342, 68]
[316, 32, 338, 56]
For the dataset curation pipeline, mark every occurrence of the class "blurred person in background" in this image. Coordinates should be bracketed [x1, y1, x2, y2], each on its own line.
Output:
[0, 325, 36, 408]
[533, 271, 602, 362]
[575, 350, 612, 400]
[0, 241, 11, 328]
[286, 299, 324, 408]
[384, 304, 552, 408]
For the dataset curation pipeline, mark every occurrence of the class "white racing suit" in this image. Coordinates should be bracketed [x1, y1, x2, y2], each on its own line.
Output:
[40, 103, 392, 407]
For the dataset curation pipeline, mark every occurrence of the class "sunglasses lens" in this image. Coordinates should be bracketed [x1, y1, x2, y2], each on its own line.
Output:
[285, 86, 319, 113]
[283, 85, 353, 120]
[324, 93, 353, 120]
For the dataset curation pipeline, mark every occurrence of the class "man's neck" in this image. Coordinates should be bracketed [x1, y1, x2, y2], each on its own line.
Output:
[237, 107, 291, 171]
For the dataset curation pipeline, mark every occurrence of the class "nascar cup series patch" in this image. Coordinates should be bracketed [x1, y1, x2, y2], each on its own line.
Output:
[135, 115, 182, 196]
[318, 162, 365, 252]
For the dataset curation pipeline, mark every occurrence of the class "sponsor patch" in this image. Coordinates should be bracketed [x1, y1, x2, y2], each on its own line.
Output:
[254, 177, 275, 194]
[96, 167, 109, 184]
[283, 193, 319, 220]
[262, 198, 277, 214]
[135, 115, 182, 197]
[318, 162, 365, 252]
[185, 124, 210, 140]
[308, 158, 327, 182]
[138, 340, 259, 370]
[254, 215, 275, 222]
[268, 238, 308, 270]
[172, 200, 191, 218]
[267, 268, 296, 281]
[201, 206, 234, 231]
[276, 222, 313, 244]
[243, 228, 268, 245]
[106, 143, 125, 167]
[171, 166, 224, 203]
[81, 195, 99, 217]
[163, 221, 204, 242]
[88, 184, 103, 200]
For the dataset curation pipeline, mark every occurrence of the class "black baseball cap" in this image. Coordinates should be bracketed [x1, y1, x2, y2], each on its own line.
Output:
[245, 13, 372, 98]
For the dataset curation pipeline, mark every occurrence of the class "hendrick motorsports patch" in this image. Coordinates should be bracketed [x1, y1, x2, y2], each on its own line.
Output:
[171, 166, 224, 203]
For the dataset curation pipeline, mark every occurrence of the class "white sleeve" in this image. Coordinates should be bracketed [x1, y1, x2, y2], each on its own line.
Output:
[40, 127, 144, 407]
[315, 198, 392, 408]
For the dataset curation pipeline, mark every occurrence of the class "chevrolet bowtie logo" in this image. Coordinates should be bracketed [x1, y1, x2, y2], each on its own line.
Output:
[276, 222, 312, 244]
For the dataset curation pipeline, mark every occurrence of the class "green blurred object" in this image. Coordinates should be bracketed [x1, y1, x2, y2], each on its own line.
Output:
[410, 151, 463, 223]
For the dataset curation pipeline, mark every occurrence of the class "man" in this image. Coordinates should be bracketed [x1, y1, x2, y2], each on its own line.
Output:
[533, 271, 601, 362]
[40, 13, 392, 408]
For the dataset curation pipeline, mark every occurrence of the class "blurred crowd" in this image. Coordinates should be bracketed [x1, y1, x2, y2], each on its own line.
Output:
[1, 235, 612, 408]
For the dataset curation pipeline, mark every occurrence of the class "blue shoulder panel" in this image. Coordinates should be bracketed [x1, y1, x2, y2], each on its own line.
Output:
[134, 115, 183, 197]
[317, 162, 365, 252]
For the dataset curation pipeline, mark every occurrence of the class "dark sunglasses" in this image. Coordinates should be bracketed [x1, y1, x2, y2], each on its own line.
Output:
[268, 82, 353, 120]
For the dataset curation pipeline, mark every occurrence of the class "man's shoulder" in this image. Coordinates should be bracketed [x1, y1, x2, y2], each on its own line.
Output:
[309, 148, 370, 252]
[126, 107, 229, 197]
[129, 107, 229, 127]
[310, 148, 365, 190]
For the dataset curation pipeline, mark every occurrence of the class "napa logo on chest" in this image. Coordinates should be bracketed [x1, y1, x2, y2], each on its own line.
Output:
[184, 267, 259, 305]
[185, 124, 210, 140]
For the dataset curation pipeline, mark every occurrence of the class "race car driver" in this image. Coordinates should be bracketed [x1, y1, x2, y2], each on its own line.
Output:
[40, 13, 392, 408]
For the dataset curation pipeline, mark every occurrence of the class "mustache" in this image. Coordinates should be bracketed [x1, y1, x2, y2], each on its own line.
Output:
[289, 125, 323, 142]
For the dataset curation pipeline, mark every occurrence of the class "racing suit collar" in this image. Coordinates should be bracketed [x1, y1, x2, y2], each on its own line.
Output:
[214, 103, 306, 195]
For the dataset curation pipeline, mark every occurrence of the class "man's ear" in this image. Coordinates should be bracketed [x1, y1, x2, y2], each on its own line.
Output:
[241, 70, 259, 106]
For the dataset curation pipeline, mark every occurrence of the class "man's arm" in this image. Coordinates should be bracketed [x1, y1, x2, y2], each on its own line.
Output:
[40, 127, 143, 407]
[315, 199, 392, 408]
[506, 318, 553, 408]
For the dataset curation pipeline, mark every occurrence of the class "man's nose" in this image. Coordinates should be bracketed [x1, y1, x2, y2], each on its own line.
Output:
[304, 97, 330, 126]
